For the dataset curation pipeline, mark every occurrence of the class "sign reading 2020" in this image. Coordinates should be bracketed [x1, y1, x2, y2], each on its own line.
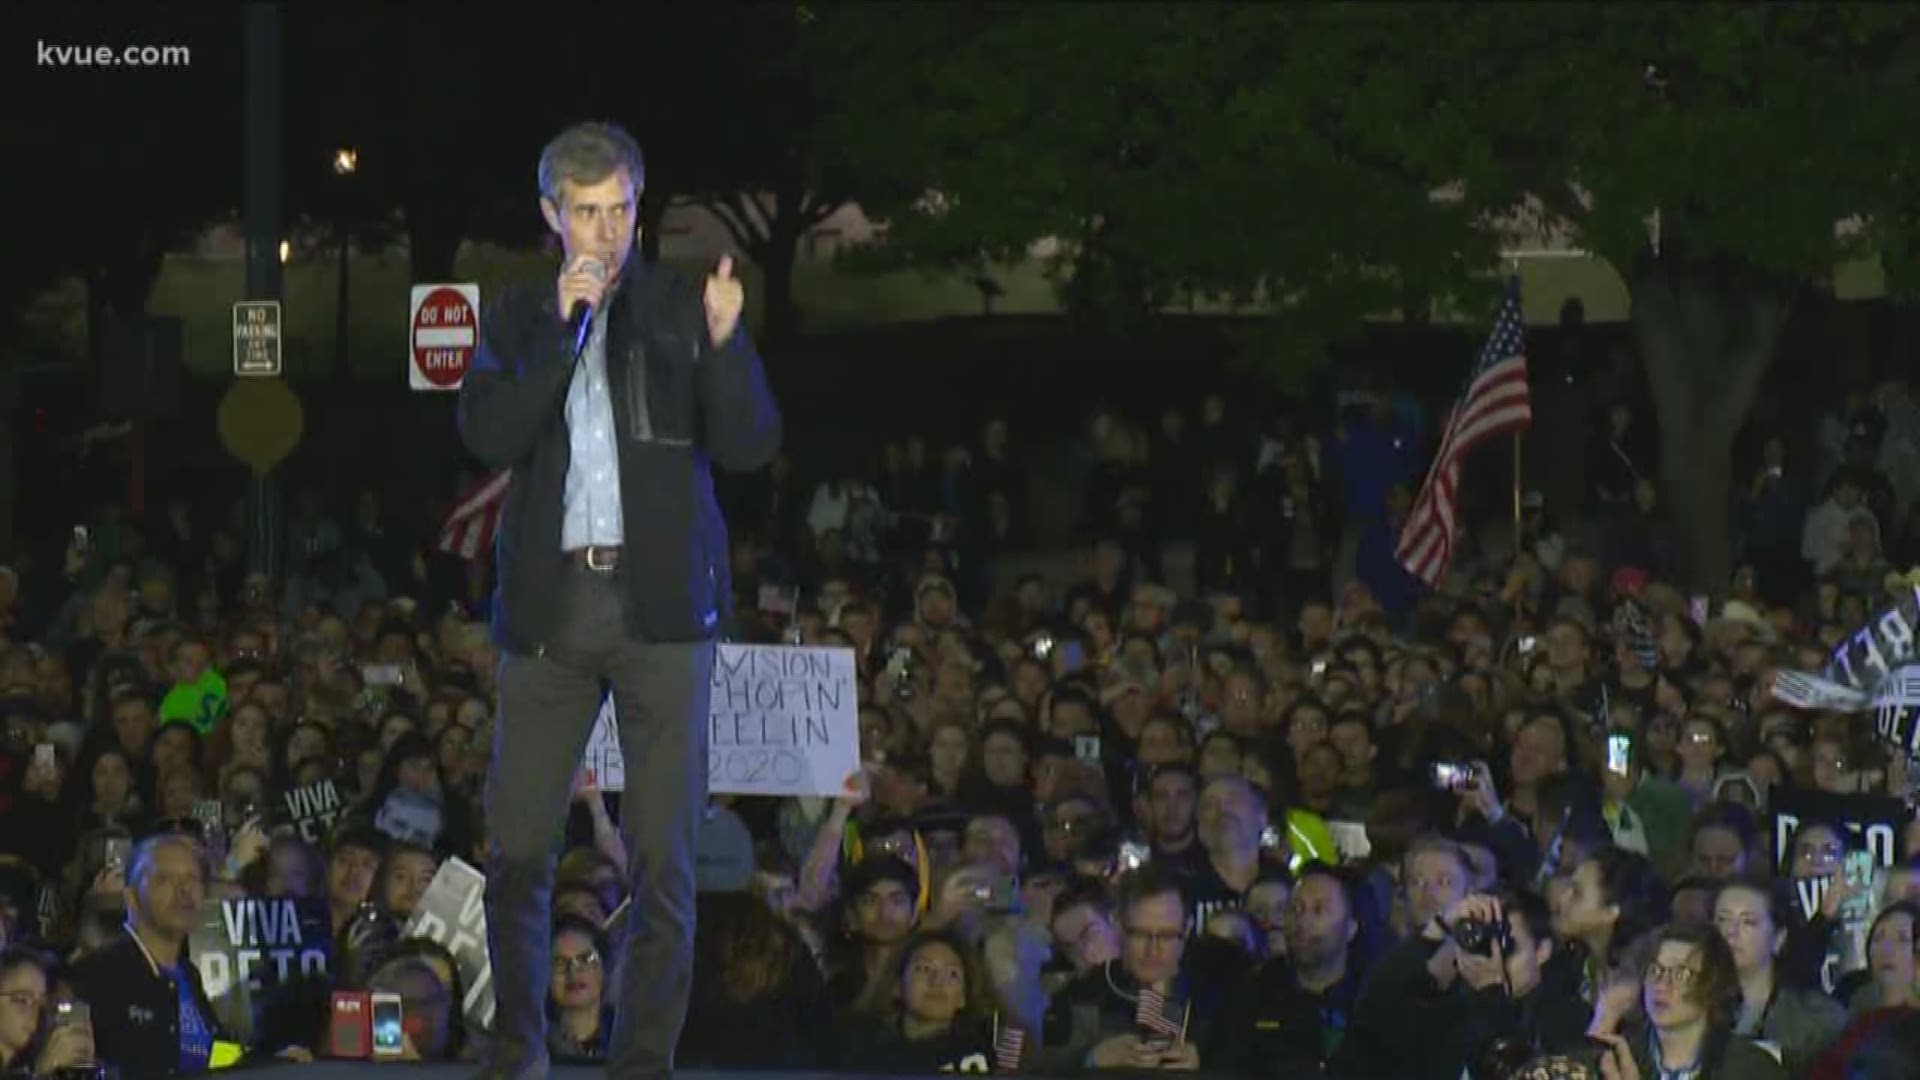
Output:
[582, 644, 860, 798]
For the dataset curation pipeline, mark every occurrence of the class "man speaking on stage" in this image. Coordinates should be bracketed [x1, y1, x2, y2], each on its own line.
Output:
[456, 119, 782, 1080]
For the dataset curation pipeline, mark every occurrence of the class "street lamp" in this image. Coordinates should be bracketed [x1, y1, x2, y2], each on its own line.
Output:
[333, 147, 358, 382]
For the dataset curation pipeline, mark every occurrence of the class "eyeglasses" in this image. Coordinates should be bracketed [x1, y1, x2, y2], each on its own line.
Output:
[553, 950, 601, 974]
[0, 991, 45, 1012]
[1645, 963, 1701, 987]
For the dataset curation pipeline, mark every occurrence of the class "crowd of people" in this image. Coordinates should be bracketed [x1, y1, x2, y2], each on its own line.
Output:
[1, 367, 1919, 1080]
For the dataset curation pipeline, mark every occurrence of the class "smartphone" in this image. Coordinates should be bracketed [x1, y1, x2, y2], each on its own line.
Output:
[1606, 734, 1632, 777]
[1516, 635, 1538, 656]
[361, 664, 405, 688]
[1841, 850, 1877, 923]
[1136, 1030, 1175, 1056]
[102, 837, 131, 871]
[51, 999, 90, 1030]
[1259, 824, 1281, 851]
[1688, 596, 1709, 628]
[1431, 761, 1475, 792]
[1058, 639, 1086, 674]
[31, 743, 56, 777]
[1310, 657, 1329, 678]
[370, 992, 404, 1057]
[1074, 735, 1103, 765]
[1118, 840, 1151, 871]
[71, 525, 89, 553]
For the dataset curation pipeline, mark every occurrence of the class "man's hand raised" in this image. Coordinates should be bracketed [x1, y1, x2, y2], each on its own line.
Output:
[704, 254, 745, 346]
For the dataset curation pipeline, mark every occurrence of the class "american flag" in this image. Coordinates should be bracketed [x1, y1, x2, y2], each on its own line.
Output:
[992, 1017, 1026, 1072]
[1135, 986, 1183, 1038]
[437, 470, 511, 560]
[1394, 277, 1532, 587]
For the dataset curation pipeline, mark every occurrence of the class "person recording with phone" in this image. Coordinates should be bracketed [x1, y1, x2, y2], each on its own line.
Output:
[1599, 728, 1692, 874]
[1040, 866, 1215, 1073]
[0, 946, 95, 1079]
[455, 119, 780, 1080]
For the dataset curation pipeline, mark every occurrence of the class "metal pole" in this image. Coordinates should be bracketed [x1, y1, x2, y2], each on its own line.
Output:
[1512, 431, 1523, 557]
[335, 225, 350, 382]
[244, 1, 285, 580]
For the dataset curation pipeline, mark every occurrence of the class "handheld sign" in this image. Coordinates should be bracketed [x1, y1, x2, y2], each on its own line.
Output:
[188, 897, 333, 1042]
[409, 284, 480, 391]
[583, 644, 860, 797]
[278, 779, 343, 845]
[402, 857, 494, 1032]
[1824, 585, 1920, 692]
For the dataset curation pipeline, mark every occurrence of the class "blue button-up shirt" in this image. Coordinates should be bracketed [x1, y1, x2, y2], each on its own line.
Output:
[562, 304, 625, 549]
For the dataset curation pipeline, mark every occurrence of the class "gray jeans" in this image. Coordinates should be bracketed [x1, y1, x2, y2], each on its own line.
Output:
[481, 563, 715, 1080]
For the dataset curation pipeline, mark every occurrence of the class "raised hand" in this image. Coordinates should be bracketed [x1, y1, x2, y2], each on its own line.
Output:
[704, 254, 745, 345]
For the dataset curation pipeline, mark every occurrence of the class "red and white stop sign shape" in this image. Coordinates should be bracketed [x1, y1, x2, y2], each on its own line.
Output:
[409, 283, 480, 391]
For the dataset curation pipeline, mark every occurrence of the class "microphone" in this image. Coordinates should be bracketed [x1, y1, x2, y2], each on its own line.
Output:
[567, 257, 608, 359]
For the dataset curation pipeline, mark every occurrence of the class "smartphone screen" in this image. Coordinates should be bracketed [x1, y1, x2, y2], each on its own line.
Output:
[52, 1000, 90, 1030]
[1688, 596, 1709, 627]
[370, 993, 404, 1055]
[1074, 735, 1103, 765]
[102, 838, 131, 870]
[1430, 762, 1472, 791]
[1058, 640, 1085, 673]
[1607, 734, 1632, 776]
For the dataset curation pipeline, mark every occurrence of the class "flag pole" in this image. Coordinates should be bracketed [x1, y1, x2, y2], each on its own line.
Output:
[1506, 258, 1524, 559]
[1512, 431, 1523, 554]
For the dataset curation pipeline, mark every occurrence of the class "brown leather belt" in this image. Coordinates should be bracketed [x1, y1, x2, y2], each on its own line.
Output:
[567, 545, 622, 572]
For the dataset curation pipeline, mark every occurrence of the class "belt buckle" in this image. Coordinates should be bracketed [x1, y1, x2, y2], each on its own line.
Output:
[586, 546, 617, 572]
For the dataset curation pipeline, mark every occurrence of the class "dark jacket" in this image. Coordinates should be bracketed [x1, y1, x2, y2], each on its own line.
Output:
[1625, 1024, 1788, 1080]
[838, 1014, 998, 1074]
[67, 930, 227, 1080]
[1353, 935, 1590, 1080]
[1037, 961, 1222, 1074]
[456, 259, 782, 651]
[1210, 958, 1367, 1078]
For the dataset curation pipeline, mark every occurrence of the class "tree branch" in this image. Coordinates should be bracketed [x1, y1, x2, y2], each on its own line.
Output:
[699, 195, 764, 254]
[797, 190, 848, 229]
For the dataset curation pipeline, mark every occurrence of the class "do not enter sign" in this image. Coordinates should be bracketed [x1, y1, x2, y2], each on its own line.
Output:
[409, 284, 480, 391]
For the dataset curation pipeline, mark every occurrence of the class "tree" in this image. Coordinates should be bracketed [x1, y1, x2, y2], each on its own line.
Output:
[852, 3, 1920, 593]
[1440, 4, 1920, 594]
[658, 2, 920, 346]
[848, 4, 1496, 346]
[0, 4, 239, 552]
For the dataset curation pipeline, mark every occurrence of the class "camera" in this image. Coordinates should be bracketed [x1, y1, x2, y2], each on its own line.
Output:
[1449, 916, 1514, 956]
